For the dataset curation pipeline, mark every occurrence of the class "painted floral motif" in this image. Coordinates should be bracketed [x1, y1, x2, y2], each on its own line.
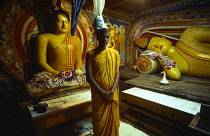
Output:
[149, 52, 177, 69]
[26, 71, 87, 96]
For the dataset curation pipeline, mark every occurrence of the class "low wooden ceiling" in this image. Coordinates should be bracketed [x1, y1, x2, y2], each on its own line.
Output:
[83, 0, 182, 23]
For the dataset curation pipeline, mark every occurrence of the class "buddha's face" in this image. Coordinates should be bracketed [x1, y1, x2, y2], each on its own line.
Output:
[110, 29, 115, 38]
[53, 14, 70, 34]
[147, 37, 171, 55]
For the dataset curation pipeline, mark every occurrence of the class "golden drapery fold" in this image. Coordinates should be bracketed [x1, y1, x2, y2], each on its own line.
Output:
[91, 48, 120, 136]
[48, 35, 82, 71]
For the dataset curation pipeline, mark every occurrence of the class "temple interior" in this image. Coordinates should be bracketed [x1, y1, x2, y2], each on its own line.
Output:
[1, 0, 210, 136]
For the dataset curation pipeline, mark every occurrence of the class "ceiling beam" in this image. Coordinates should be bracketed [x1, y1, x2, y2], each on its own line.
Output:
[106, 0, 128, 8]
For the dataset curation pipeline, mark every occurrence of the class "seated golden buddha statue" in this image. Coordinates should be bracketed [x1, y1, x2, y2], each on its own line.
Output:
[36, 10, 83, 76]
[26, 10, 88, 98]
[147, 26, 210, 80]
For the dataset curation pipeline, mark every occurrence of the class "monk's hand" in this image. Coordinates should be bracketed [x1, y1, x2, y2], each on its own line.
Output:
[104, 91, 114, 104]
[75, 69, 83, 74]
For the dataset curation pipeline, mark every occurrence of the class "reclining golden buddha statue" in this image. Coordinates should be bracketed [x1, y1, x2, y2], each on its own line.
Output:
[138, 26, 210, 80]
[26, 10, 89, 99]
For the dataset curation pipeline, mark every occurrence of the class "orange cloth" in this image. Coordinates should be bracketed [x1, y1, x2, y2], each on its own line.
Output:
[91, 47, 120, 136]
[47, 35, 82, 71]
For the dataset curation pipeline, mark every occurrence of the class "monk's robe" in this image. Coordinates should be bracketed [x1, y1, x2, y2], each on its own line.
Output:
[47, 35, 82, 71]
[91, 47, 120, 136]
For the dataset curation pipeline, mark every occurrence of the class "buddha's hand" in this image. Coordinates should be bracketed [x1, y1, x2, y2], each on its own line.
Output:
[51, 71, 60, 77]
[75, 69, 83, 74]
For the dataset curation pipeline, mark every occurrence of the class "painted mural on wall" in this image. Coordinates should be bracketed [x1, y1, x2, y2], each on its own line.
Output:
[126, 0, 210, 74]
[0, 0, 95, 82]
[85, 11, 128, 66]
[105, 21, 127, 66]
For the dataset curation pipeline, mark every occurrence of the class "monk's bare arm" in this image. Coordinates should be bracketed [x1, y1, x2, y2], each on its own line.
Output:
[105, 52, 120, 102]
[85, 51, 106, 96]
[110, 71, 119, 93]
[110, 52, 120, 93]
[36, 34, 59, 75]
[103, 71, 119, 104]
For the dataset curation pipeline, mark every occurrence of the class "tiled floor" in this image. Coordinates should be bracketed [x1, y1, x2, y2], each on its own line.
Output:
[46, 116, 150, 136]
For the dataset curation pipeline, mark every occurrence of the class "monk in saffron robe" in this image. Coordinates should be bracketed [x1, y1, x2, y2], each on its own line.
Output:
[36, 10, 83, 76]
[86, 28, 120, 136]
